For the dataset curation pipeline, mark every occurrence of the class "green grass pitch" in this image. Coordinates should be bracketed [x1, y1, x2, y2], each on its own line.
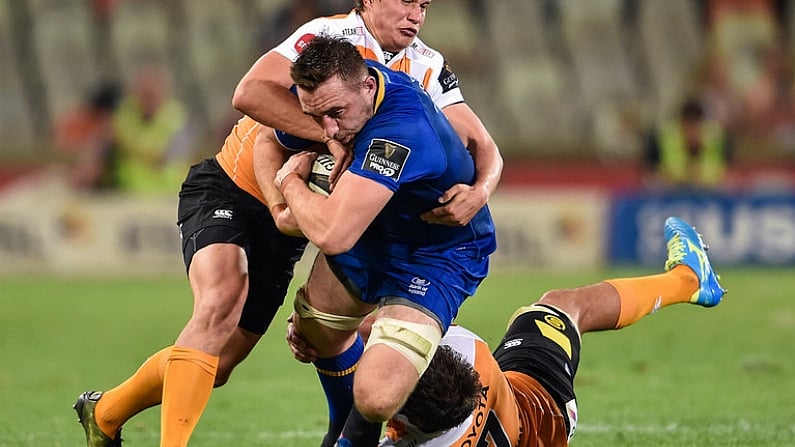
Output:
[1, 266, 794, 446]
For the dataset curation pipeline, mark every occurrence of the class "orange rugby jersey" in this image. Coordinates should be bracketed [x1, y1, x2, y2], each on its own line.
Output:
[215, 115, 266, 205]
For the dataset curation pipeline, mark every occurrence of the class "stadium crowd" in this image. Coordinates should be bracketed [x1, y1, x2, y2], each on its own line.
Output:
[2, 0, 795, 189]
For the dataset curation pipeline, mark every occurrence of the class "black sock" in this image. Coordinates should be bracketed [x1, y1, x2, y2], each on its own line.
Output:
[334, 407, 382, 446]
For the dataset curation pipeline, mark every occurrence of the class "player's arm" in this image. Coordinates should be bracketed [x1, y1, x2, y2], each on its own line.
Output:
[422, 102, 503, 226]
[276, 151, 393, 255]
[252, 125, 306, 236]
[234, 51, 353, 183]
[232, 51, 326, 142]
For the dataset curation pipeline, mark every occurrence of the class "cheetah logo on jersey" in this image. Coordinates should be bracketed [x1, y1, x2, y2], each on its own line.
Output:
[363, 139, 410, 181]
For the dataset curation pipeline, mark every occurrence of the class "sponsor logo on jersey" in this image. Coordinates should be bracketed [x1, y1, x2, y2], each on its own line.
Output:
[408, 276, 430, 296]
[438, 61, 459, 93]
[341, 26, 364, 36]
[410, 41, 435, 58]
[503, 338, 523, 349]
[363, 139, 410, 181]
[213, 209, 233, 220]
[544, 314, 566, 331]
[294, 33, 315, 53]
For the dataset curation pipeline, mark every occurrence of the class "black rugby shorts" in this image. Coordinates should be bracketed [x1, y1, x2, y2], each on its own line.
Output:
[176, 158, 308, 334]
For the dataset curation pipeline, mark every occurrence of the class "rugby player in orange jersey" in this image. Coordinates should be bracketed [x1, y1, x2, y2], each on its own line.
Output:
[287, 217, 725, 446]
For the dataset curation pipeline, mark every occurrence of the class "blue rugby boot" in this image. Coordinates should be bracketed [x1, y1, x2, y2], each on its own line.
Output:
[663, 216, 726, 307]
[74, 391, 122, 447]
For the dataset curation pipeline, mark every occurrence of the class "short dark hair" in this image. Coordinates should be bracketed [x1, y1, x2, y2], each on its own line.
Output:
[353, 0, 364, 12]
[290, 35, 368, 92]
[399, 345, 482, 434]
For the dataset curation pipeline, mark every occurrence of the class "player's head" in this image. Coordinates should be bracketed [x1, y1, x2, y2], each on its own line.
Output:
[355, 0, 431, 52]
[395, 344, 482, 434]
[291, 35, 376, 144]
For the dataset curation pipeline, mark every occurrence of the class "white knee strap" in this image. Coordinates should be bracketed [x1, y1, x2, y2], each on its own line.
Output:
[293, 285, 367, 331]
[365, 317, 442, 376]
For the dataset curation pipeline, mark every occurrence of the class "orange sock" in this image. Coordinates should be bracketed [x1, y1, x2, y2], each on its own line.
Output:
[606, 265, 699, 329]
[160, 346, 219, 447]
[94, 346, 172, 437]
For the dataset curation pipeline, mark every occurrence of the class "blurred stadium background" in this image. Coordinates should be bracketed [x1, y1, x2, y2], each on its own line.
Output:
[1, 0, 795, 276]
[2, 2, 795, 446]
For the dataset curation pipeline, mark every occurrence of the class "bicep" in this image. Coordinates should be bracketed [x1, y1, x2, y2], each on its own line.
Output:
[242, 51, 294, 89]
[325, 172, 393, 238]
[442, 102, 492, 152]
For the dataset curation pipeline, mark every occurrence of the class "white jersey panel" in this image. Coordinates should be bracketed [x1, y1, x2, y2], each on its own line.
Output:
[270, 10, 465, 109]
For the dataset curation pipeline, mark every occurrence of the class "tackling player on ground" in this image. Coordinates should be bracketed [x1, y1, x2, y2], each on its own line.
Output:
[287, 216, 726, 446]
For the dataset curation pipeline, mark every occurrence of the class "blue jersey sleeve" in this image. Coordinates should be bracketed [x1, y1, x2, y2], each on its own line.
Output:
[273, 128, 315, 151]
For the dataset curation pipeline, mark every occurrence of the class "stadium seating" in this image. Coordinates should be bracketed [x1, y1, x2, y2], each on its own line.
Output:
[637, 0, 704, 122]
[486, 0, 586, 153]
[110, 0, 172, 86]
[182, 0, 251, 134]
[0, 1, 34, 152]
[27, 0, 99, 129]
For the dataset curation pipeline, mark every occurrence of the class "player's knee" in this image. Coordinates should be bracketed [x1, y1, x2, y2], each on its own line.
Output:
[537, 288, 577, 313]
[353, 388, 400, 423]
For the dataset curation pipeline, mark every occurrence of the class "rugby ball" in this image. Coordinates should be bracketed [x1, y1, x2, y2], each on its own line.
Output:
[308, 154, 335, 196]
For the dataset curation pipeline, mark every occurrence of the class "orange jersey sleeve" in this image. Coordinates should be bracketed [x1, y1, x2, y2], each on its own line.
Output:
[215, 115, 267, 205]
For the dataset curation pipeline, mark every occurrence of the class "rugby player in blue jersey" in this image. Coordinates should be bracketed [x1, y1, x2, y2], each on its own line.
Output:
[270, 35, 497, 446]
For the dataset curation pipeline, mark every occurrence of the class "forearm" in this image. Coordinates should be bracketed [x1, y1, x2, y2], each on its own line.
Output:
[278, 161, 388, 255]
[232, 52, 326, 142]
[235, 81, 325, 142]
[253, 127, 290, 210]
[281, 174, 349, 254]
[469, 135, 503, 198]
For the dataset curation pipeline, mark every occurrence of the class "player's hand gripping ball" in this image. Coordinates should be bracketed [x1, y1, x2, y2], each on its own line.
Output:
[308, 154, 335, 196]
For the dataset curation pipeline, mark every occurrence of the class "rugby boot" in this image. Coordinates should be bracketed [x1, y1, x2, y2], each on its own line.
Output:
[74, 391, 122, 447]
[663, 216, 726, 307]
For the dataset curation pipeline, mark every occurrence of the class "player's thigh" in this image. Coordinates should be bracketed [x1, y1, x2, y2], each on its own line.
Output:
[188, 242, 248, 312]
[295, 253, 374, 356]
[304, 252, 371, 315]
[493, 304, 581, 433]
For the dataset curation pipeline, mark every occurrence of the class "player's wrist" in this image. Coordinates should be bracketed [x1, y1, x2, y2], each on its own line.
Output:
[280, 172, 305, 192]
[270, 202, 288, 215]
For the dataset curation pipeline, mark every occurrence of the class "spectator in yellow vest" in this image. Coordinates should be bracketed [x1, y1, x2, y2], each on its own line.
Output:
[642, 98, 733, 191]
[111, 64, 196, 195]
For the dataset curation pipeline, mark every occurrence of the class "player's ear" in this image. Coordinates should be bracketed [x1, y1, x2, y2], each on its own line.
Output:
[363, 75, 376, 94]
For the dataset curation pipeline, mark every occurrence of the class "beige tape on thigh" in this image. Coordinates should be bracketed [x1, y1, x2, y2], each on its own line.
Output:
[293, 285, 366, 331]
[365, 317, 442, 375]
